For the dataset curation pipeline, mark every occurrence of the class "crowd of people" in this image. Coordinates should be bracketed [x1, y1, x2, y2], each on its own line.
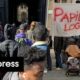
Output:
[0, 21, 52, 80]
[0, 20, 80, 79]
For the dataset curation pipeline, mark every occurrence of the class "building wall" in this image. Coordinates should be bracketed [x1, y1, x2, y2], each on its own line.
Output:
[0, 0, 8, 24]
[46, 0, 53, 35]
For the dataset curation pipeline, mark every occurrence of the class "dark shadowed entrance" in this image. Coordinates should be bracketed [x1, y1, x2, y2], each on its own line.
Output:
[8, 0, 46, 25]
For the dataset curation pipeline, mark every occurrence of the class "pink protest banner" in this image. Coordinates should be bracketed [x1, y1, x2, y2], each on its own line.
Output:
[53, 3, 80, 37]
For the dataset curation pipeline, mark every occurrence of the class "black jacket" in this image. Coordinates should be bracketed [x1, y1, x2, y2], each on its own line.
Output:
[54, 37, 63, 51]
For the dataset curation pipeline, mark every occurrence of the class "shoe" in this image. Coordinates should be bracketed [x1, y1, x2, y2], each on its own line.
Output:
[44, 69, 48, 74]
[56, 67, 62, 70]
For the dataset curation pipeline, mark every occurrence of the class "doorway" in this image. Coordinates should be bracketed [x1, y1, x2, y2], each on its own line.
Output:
[8, 0, 41, 25]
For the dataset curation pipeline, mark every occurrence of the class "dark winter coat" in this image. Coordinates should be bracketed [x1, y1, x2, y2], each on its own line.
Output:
[54, 37, 63, 51]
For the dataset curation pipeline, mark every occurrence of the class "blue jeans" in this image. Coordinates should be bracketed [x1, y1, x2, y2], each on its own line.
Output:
[55, 50, 62, 68]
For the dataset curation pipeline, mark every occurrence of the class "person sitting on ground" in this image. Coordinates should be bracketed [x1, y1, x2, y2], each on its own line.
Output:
[2, 46, 46, 80]
[15, 23, 32, 46]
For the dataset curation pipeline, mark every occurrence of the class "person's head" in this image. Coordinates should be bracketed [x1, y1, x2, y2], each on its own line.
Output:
[18, 45, 46, 80]
[19, 23, 28, 33]
[4, 24, 16, 40]
[33, 22, 48, 41]
[30, 21, 36, 30]
[21, 62, 44, 80]
[18, 45, 46, 65]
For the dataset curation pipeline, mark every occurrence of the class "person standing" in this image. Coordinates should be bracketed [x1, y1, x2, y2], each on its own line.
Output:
[54, 37, 63, 70]
[26, 21, 36, 42]
[32, 22, 52, 72]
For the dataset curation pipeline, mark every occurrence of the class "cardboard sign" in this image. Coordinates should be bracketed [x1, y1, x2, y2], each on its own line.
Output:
[53, 3, 80, 37]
